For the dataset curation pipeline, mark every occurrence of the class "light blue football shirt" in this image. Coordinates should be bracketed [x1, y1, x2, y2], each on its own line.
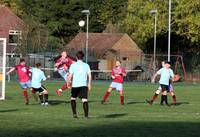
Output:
[69, 60, 91, 88]
[157, 68, 174, 85]
[30, 68, 46, 88]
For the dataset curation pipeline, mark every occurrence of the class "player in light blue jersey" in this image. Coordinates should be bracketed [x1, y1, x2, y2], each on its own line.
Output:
[67, 51, 92, 118]
[148, 61, 174, 106]
[30, 63, 50, 106]
[146, 61, 177, 105]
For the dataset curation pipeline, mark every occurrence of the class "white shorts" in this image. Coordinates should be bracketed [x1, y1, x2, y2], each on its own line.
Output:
[110, 82, 123, 91]
[58, 69, 69, 81]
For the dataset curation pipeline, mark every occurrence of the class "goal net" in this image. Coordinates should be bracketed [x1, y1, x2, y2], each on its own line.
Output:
[0, 38, 6, 100]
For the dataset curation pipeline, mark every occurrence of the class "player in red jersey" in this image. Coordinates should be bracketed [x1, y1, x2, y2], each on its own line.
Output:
[6, 58, 37, 105]
[54, 51, 75, 96]
[101, 61, 126, 105]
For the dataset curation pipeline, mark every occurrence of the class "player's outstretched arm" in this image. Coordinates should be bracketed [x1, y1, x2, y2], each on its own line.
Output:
[6, 67, 15, 75]
[87, 72, 92, 91]
[151, 73, 158, 83]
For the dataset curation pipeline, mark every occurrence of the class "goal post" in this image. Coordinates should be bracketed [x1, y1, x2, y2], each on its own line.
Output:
[0, 38, 6, 100]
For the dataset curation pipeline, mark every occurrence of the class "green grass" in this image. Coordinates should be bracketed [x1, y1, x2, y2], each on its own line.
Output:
[0, 81, 199, 137]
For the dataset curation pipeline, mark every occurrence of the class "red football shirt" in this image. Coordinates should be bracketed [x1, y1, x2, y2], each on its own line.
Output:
[56, 57, 73, 70]
[15, 65, 30, 82]
[112, 67, 126, 83]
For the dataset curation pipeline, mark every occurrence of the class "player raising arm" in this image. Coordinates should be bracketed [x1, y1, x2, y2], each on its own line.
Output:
[101, 60, 126, 106]
[30, 63, 50, 106]
[147, 61, 174, 106]
[6, 58, 37, 105]
[54, 51, 75, 96]
[146, 61, 177, 105]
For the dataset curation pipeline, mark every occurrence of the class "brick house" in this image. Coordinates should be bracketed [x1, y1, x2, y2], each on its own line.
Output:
[66, 32, 143, 70]
[0, 5, 26, 53]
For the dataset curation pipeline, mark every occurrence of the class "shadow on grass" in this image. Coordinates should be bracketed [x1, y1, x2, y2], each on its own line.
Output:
[48, 100, 70, 106]
[174, 102, 190, 106]
[0, 109, 19, 113]
[0, 121, 199, 137]
[127, 101, 146, 105]
[101, 113, 128, 118]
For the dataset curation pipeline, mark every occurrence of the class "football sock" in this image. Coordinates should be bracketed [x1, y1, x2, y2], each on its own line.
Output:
[23, 90, 29, 103]
[172, 95, 176, 104]
[71, 100, 77, 115]
[61, 83, 68, 91]
[120, 95, 124, 105]
[44, 94, 48, 103]
[39, 94, 44, 103]
[164, 95, 169, 105]
[31, 89, 38, 101]
[83, 102, 89, 117]
[102, 91, 110, 102]
[151, 93, 158, 102]
[160, 95, 164, 105]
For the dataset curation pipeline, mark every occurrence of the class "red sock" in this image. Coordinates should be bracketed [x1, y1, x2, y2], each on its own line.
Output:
[61, 83, 68, 91]
[31, 88, 36, 94]
[151, 93, 158, 101]
[102, 91, 110, 101]
[120, 95, 124, 105]
[23, 90, 29, 102]
[172, 95, 176, 104]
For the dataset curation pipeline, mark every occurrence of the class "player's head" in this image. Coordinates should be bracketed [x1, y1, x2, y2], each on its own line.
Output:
[61, 51, 67, 58]
[19, 58, 26, 65]
[116, 60, 121, 67]
[161, 61, 165, 67]
[76, 51, 84, 60]
[36, 63, 41, 68]
[165, 61, 171, 68]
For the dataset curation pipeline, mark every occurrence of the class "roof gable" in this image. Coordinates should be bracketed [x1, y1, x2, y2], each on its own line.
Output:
[0, 5, 26, 30]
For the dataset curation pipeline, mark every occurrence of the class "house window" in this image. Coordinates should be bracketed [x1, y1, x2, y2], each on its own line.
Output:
[8, 30, 22, 46]
[122, 57, 129, 61]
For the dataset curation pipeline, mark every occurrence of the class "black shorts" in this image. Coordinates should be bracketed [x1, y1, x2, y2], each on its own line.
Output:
[160, 84, 169, 92]
[32, 85, 46, 93]
[71, 86, 88, 99]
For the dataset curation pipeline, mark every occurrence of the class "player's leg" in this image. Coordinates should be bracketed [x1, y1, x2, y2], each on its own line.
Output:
[20, 82, 29, 105]
[81, 87, 89, 118]
[56, 71, 69, 96]
[161, 85, 169, 106]
[146, 87, 161, 105]
[116, 83, 124, 105]
[31, 88, 38, 101]
[71, 87, 79, 118]
[26, 80, 38, 101]
[41, 86, 48, 106]
[169, 84, 177, 105]
[101, 83, 113, 104]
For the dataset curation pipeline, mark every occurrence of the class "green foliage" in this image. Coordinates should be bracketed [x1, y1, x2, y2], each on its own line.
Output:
[0, 82, 200, 137]
[121, 0, 200, 52]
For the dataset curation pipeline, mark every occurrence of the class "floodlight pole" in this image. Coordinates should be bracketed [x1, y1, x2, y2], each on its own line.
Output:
[150, 9, 157, 73]
[168, 0, 171, 62]
[81, 10, 90, 63]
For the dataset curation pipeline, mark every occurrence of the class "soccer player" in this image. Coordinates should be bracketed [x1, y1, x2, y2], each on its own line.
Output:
[54, 51, 74, 96]
[101, 60, 126, 106]
[6, 58, 37, 105]
[146, 61, 177, 105]
[30, 63, 50, 106]
[148, 61, 174, 106]
[67, 51, 92, 118]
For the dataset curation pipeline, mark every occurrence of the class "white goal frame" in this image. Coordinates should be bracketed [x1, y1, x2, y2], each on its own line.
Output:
[0, 38, 6, 100]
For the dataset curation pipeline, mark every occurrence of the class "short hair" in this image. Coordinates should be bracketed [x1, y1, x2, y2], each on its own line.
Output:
[20, 58, 25, 63]
[36, 63, 41, 68]
[76, 51, 84, 60]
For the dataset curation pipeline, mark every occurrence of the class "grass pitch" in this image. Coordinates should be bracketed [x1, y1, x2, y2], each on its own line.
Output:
[0, 81, 199, 137]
